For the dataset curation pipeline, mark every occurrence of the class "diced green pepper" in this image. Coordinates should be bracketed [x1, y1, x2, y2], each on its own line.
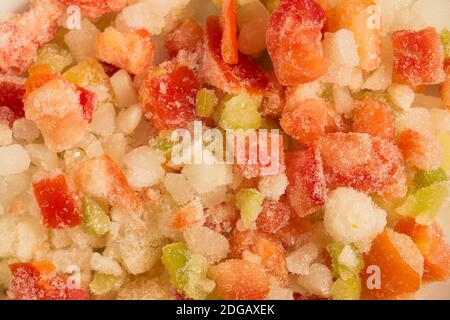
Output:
[236, 188, 264, 227]
[153, 131, 177, 158]
[184, 254, 215, 300]
[332, 276, 361, 300]
[414, 168, 447, 190]
[218, 93, 262, 130]
[396, 182, 449, 225]
[89, 272, 121, 295]
[327, 242, 363, 280]
[82, 197, 111, 236]
[161, 243, 190, 290]
[196, 88, 218, 118]
[161, 243, 215, 300]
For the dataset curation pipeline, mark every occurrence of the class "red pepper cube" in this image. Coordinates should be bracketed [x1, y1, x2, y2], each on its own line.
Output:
[266, 0, 327, 86]
[0, 81, 25, 120]
[9, 263, 43, 300]
[140, 61, 200, 132]
[201, 16, 270, 95]
[286, 147, 327, 217]
[392, 27, 446, 87]
[76, 86, 96, 123]
[33, 174, 81, 229]
[165, 18, 204, 57]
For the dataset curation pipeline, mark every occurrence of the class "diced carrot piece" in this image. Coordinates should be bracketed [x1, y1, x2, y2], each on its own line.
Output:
[25, 64, 57, 96]
[32, 261, 56, 278]
[0, 0, 64, 75]
[352, 98, 395, 141]
[330, 0, 382, 72]
[208, 259, 270, 300]
[286, 147, 327, 217]
[221, 0, 239, 65]
[71, 155, 142, 213]
[392, 28, 445, 87]
[316, 133, 407, 199]
[96, 27, 154, 75]
[397, 129, 443, 171]
[24, 76, 90, 152]
[60, 0, 126, 20]
[275, 214, 313, 249]
[280, 98, 344, 145]
[395, 218, 450, 282]
[233, 131, 285, 179]
[256, 197, 291, 234]
[361, 228, 424, 299]
[266, 0, 327, 85]
[168, 199, 203, 231]
[140, 61, 200, 132]
[229, 230, 288, 285]
[201, 16, 270, 95]
[33, 174, 81, 229]
[251, 235, 288, 285]
[165, 18, 204, 57]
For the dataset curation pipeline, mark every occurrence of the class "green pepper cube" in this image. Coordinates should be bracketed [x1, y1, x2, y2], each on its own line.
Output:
[82, 197, 111, 236]
[236, 188, 264, 228]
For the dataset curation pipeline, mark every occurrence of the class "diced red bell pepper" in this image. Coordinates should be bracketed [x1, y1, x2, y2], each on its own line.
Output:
[32, 173, 81, 229]
[352, 98, 395, 142]
[392, 28, 445, 87]
[101, 62, 121, 77]
[165, 18, 204, 58]
[9, 263, 43, 300]
[397, 129, 443, 171]
[0, 106, 15, 127]
[140, 61, 200, 131]
[76, 86, 96, 123]
[0, 81, 25, 120]
[316, 133, 407, 199]
[201, 16, 270, 95]
[9, 262, 90, 300]
[286, 147, 327, 217]
[274, 214, 313, 249]
[256, 197, 291, 234]
[280, 98, 344, 145]
[266, 0, 327, 86]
